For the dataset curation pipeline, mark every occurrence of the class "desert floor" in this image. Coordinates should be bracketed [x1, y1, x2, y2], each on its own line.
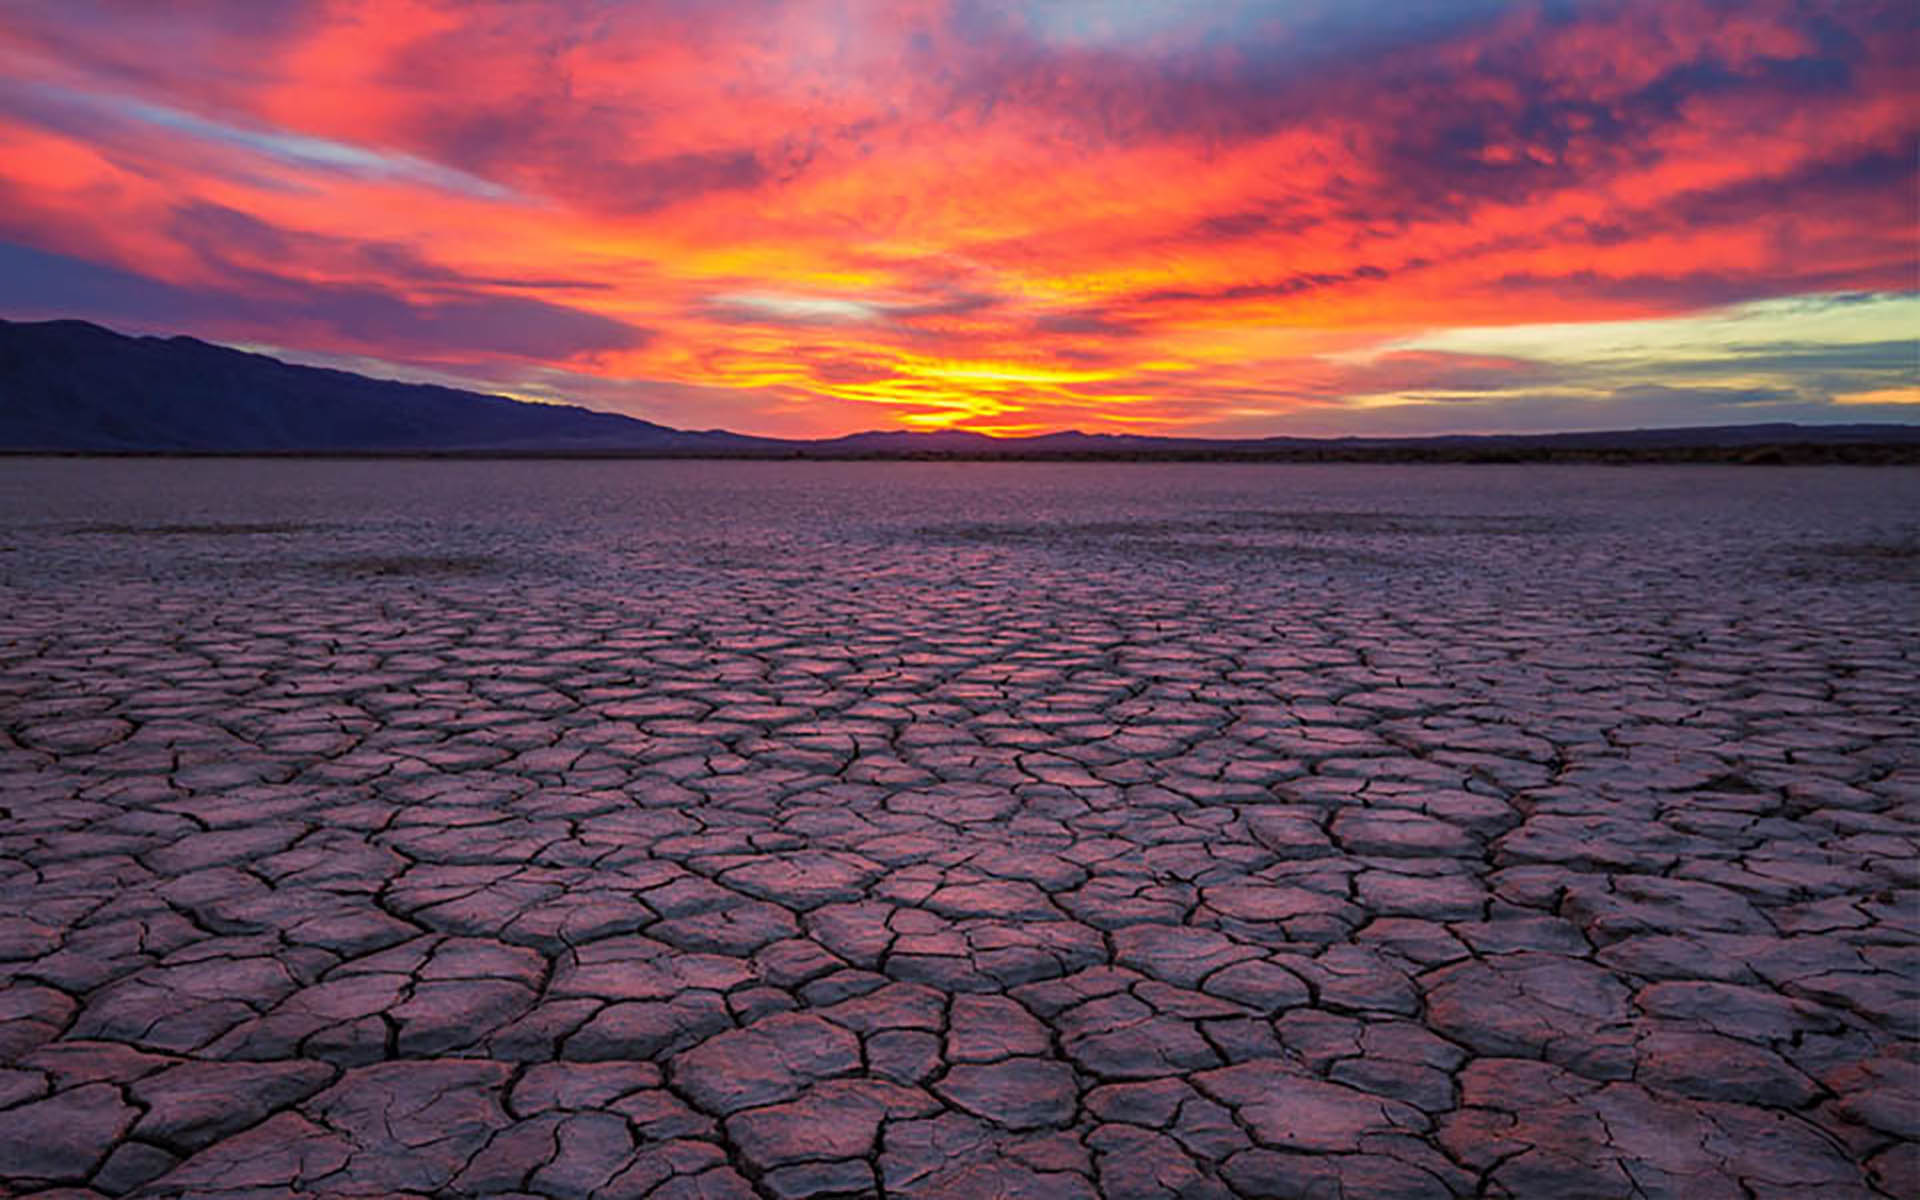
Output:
[1, 460, 1914, 1198]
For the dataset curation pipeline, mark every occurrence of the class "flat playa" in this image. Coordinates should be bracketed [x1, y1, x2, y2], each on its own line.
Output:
[1, 459, 1915, 1199]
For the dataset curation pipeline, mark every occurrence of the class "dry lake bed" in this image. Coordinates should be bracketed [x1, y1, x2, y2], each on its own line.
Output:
[0, 458, 1915, 1199]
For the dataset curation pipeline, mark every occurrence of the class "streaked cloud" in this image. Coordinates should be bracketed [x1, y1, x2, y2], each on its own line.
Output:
[0, 0, 1912, 435]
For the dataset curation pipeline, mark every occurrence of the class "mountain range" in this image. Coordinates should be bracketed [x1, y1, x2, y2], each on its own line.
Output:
[4, 317, 1916, 462]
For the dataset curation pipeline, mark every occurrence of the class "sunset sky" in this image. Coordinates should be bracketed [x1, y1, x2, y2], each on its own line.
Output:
[0, 1, 1914, 437]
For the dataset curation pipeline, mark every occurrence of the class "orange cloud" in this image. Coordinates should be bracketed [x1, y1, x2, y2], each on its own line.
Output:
[0, 0, 1912, 436]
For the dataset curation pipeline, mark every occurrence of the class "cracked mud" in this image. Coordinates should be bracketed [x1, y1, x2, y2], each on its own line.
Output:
[1, 459, 1915, 1199]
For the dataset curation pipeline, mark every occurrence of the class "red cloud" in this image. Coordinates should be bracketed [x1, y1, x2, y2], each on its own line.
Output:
[0, 0, 1912, 434]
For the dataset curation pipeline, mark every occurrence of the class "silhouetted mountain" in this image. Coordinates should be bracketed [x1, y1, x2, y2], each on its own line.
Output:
[3, 318, 1916, 461]
[761, 422, 1920, 461]
[0, 318, 760, 452]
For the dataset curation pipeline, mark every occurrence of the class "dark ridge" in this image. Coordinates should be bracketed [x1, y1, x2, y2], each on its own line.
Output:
[0, 317, 758, 453]
[3, 317, 1916, 462]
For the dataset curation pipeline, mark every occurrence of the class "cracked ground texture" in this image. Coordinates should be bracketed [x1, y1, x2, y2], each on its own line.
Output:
[0, 458, 1916, 1200]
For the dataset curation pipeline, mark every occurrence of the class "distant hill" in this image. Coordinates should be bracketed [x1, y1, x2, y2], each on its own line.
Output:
[0, 318, 757, 452]
[808, 424, 1920, 458]
[3, 317, 1916, 461]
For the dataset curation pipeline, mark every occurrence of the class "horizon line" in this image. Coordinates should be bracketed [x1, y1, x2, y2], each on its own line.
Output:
[6, 314, 1917, 448]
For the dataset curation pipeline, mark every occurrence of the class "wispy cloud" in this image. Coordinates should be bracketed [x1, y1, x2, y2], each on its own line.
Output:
[0, 0, 1912, 435]
[0, 79, 517, 200]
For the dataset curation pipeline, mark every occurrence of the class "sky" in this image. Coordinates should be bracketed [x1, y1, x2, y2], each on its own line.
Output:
[0, 0, 1914, 438]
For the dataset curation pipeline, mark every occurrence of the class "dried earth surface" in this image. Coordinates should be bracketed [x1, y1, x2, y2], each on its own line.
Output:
[0, 459, 1915, 1199]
